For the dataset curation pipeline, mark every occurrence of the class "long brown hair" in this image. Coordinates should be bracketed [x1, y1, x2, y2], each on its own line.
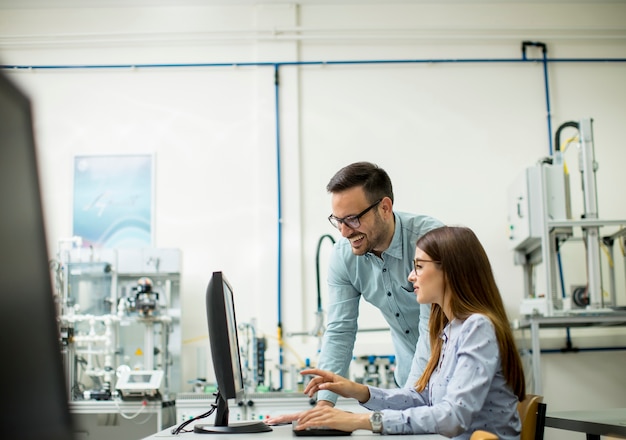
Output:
[414, 226, 526, 401]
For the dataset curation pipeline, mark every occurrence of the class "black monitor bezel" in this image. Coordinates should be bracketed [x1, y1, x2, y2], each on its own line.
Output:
[193, 271, 271, 434]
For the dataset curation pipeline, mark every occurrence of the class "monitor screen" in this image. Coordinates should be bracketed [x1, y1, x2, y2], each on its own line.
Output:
[193, 271, 271, 434]
[0, 72, 75, 439]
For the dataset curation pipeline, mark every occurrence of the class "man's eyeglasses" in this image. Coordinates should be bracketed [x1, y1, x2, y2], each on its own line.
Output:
[413, 259, 440, 276]
[328, 199, 382, 230]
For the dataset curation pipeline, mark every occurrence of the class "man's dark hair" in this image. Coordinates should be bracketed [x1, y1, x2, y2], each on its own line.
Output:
[326, 161, 394, 204]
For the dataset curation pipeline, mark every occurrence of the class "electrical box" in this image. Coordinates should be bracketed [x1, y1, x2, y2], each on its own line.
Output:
[507, 166, 542, 252]
[507, 162, 571, 255]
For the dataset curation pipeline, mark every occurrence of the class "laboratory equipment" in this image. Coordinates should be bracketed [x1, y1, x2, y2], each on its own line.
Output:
[54, 246, 182, 403]
[508, 118, 626, 316]
[353, 355, 397, 388]
[115, 369, 164, 400]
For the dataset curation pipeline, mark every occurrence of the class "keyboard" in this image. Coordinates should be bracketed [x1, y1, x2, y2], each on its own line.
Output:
[292, 420, 352, 436]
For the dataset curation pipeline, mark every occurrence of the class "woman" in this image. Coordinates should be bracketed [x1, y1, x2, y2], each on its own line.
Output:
[296, 226, 526, 439]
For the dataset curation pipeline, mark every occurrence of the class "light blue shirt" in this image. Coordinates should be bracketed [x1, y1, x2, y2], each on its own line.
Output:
[362, 314, 521, 440]
[317, 212, 443, 404]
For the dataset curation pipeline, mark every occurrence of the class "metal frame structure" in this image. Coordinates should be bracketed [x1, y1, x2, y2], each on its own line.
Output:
[508, 118, 626, 316]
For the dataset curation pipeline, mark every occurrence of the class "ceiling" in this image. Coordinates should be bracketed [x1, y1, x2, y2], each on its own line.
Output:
[0, 0, 618, 8]
[0, 0, 419, 8]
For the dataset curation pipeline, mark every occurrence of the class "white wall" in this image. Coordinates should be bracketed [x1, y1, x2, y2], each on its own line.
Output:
[1, 2, 625, 438]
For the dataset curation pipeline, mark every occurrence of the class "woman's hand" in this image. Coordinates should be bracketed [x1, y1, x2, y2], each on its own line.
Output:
[301, 368, 370, 403]
[295, 406, 371, 433]
[263, 411, 302, 426]
[264, 400, 334, 426]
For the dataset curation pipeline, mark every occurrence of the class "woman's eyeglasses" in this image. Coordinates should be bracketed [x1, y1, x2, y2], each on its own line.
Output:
[413, 259, 440, 276]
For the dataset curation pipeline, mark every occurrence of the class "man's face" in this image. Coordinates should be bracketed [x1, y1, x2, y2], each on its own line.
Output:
[330, 186, 387, 256]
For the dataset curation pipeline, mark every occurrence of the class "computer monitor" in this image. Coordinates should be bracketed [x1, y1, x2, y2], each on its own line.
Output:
[0, 72, 75, 439]
[193, 271, 271, 434]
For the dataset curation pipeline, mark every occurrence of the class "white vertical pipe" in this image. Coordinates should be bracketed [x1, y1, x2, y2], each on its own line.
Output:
[144, 321, 154, 370]
[578, 118, 603, 308]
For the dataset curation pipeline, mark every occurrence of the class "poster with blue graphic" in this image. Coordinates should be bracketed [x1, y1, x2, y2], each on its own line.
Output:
[73, 154, 154, 248]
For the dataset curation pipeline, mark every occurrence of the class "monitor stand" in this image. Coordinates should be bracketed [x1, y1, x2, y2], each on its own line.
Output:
[193, 394, 272, 434]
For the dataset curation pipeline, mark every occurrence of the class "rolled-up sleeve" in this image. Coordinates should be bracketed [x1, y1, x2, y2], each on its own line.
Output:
[316, 244, 361, 404]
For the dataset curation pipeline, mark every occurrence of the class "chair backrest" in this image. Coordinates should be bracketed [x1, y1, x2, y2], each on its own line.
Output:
[470, 429, 499, 440]
[518, 394, 546, 440]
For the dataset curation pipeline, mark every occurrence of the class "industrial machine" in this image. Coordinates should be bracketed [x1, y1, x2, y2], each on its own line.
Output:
[52, 244, 182, 403]
[508, 118, 626, 316]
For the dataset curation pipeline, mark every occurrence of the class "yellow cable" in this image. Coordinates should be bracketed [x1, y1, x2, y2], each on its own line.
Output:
[183, 335, 207, 345]
[561, 135, 578, 153]
[264, 333, 307, 368]
[601, 242, 614, 268]
[560, 135, 578, 176]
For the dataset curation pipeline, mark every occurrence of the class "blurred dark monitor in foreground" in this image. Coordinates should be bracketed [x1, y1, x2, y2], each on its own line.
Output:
[0, 71, 75, 440]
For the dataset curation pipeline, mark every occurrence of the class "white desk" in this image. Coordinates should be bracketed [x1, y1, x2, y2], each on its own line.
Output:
[545, 408, 626, 440]
[143, 423, 447, 439]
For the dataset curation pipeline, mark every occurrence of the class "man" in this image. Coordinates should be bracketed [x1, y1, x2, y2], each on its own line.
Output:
[269, 161, 442, 423]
